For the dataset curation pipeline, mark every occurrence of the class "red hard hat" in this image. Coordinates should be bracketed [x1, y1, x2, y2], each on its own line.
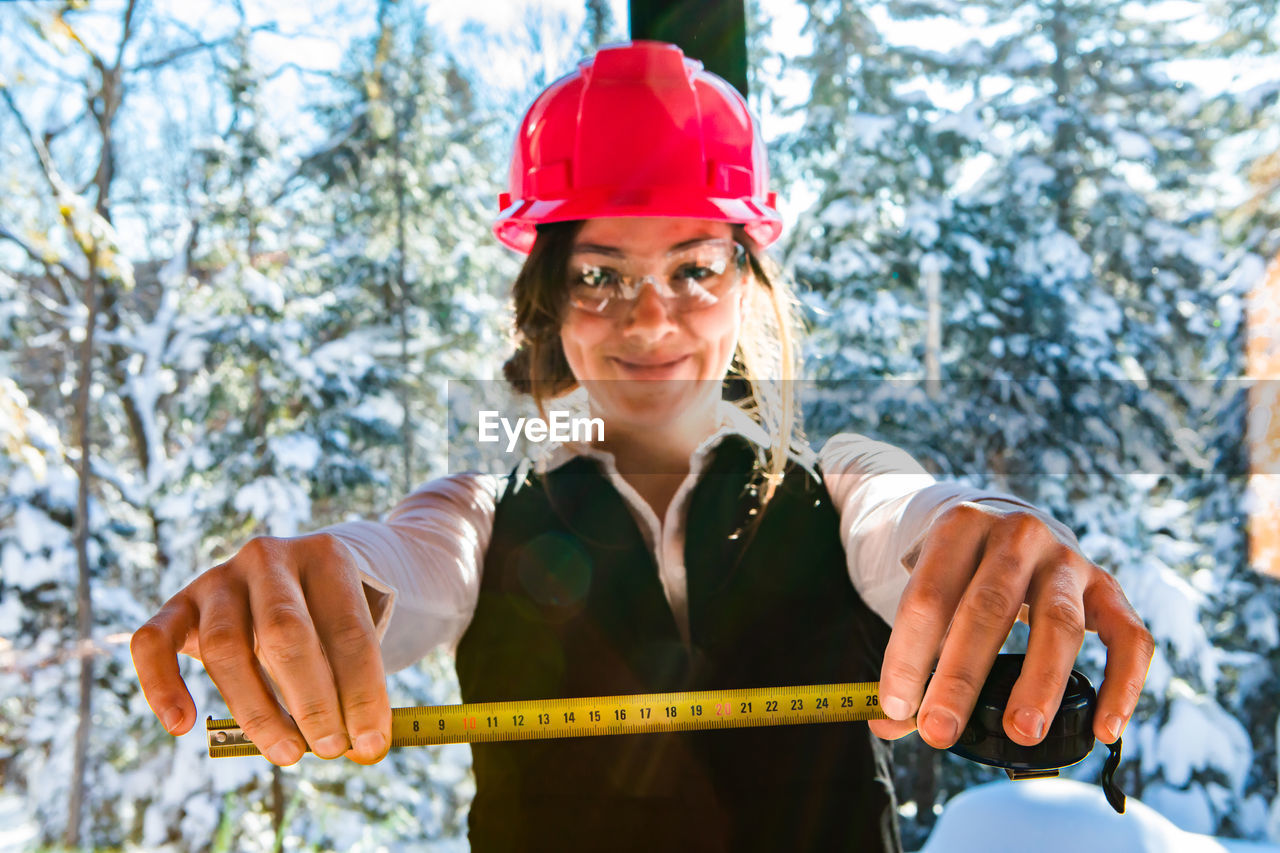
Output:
[493, 40, 782, 254]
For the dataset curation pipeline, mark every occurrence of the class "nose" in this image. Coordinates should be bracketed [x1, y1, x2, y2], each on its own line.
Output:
[620, 278, 678, 340]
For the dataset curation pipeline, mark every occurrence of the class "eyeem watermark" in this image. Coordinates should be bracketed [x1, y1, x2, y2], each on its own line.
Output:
[478, 410, 604, 452]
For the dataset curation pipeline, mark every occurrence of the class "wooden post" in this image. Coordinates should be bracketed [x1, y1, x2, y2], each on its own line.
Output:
[1247, 252, 1280, 577]
[629, 0, 748, 97]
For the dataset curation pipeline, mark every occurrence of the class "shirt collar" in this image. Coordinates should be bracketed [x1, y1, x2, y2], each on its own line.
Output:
[530, 386, 817, 477]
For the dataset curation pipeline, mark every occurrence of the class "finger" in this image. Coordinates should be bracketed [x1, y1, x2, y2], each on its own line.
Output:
[245, 545, 351, 760]
[920, 512, 1043, 749]
[198, 578, 306, 766]
[868, 717, 918, 741]
[1002, 556, 1086, 746]
[1085, 570, 1154, 743]
[880, 503, 990, 725]
[131, 593, 200, 735]
[299, 535, 391, 765]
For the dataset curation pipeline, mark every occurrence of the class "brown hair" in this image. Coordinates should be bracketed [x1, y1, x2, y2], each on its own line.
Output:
[502, 220, 806, 506]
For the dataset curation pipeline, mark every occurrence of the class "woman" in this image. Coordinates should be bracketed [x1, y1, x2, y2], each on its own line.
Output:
[131, 42, 1153, 852]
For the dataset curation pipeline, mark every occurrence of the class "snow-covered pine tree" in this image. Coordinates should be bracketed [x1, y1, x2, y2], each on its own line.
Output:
[1180, 2, 1280, 840]
[152, 6, 507, 848]
[0, 375, 129, 845]
[0, 3, 201, 844]
[578, 0, 623, 54]
[777, 0, 953, 386]
[299, 0, 511, 508]
[2, 1, 512, 846]
[777, 0, 1272, 841]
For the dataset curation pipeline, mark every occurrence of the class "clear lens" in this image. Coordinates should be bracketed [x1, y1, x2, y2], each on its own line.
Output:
[566, 240, 746, 317]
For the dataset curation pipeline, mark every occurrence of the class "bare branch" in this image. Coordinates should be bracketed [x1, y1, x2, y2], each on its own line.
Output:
[0, 224, 85, 289]
[262, 61, 348, 85]
[88, 454, 145, 508]
[41, 109, 89, 149]
[25, 282, 75, 319]
[126, 22, 279, 73]
[112, 0, 139, 73]
[0, 633, 133, 678]
[128, 36, 234, 72]
[266, 119, 361, 206]
[13, 29, 87, 87]
[52, 7, 110, 80]
[0, 88, 68, 202]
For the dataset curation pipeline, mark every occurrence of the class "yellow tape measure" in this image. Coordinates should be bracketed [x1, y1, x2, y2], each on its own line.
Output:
[207, 682, 888, 758]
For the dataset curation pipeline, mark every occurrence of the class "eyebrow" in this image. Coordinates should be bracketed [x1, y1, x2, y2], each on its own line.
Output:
[570, 236, 725, 257]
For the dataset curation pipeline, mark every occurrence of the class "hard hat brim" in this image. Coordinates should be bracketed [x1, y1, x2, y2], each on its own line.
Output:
[494, 189, 783, 254]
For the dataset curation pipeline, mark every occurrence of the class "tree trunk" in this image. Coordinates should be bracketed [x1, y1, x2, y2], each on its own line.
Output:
[64, 255, 99, 850]
[64, 4, 136, 840]
[394, 106, 412, 495]
[270, 765, 286, 842]
[914, 740, 938, 829]
[1049, 0, 1076, 232]
[375, 0, 414, 495]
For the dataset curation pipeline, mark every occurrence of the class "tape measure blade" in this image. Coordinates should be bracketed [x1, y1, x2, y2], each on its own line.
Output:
[210, 682, 887, 757]
[386, 683, 885, 746]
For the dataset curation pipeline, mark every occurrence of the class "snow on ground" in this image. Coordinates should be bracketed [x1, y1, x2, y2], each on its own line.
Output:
[917, 779, 1280, 853]
[0, 794, 37, 853]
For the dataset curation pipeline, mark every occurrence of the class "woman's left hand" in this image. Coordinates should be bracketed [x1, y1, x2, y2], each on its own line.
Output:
[868, 502, 1154, 749]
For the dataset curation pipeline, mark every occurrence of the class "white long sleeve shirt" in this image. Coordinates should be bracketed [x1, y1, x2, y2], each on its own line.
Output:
[322, 401, 1081, 673]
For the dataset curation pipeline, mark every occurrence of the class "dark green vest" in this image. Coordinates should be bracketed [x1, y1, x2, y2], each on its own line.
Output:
[455, 435, 902, 852]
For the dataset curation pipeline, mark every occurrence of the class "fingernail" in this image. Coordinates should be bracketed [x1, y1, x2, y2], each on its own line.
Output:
[354, 731, 386, 757]
[314, 733, 349, 758]
[161, 707, 184, 734]
[924, 710, 958, 745]
[1104, 713, 1124, 741]
[880, 695, 912, 721]
[1013, 707, 1045, 740]
[265, 740, 303, 765]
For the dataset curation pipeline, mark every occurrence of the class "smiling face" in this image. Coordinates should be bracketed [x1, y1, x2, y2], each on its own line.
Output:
[557, 217, 749, 436]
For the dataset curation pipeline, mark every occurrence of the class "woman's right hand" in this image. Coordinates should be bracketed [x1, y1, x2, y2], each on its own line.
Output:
[130, 533, 391, 766]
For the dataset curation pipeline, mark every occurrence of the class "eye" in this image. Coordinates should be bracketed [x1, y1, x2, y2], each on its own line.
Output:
[673, 263, 721, 283]
[572, 265, 622, 289]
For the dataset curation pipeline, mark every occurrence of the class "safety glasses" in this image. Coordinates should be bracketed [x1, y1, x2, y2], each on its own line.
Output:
[564, 239, 748, 318]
